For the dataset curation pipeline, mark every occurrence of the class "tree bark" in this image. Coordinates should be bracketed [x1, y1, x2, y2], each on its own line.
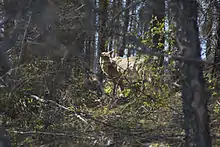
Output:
[98, 0, 108, 53]
[212, 3, 220, 81]
[0, 0, 11, 76]
[169, 0, 212, 146]
[121, 0, 131, 57]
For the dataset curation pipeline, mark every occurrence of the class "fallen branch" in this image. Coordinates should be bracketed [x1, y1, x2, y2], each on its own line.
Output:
[24, 93, 137, 135]
[27, 93, 88, 124]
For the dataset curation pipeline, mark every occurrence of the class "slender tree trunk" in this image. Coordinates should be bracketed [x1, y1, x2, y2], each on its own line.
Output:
[0, 0, 11, 75]
[97, 0, 108, 83]
[169, 0, 212, 146]
[129, 0, 135, 56]
[83, 0, 96, 70]
[98, 0, 108, 53]
[212, 4, 220, 81]
[121, 0, 130, 57]
[116, 1, 123, 57]
[205, 5, 213, 63]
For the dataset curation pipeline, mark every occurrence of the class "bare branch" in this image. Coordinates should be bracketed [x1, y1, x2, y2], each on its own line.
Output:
[28, 94, 88, 124]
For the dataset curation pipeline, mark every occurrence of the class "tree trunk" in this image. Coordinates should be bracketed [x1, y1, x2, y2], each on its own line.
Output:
[0, 0, 11, 76]
[98, 0, 108, 53]
[212, 3, 220, 81]
[169, 0, 212, 146]
[121, 0, 130, 57]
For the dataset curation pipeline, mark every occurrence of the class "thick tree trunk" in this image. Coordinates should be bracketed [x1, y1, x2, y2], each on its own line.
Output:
[169, 0, 212, 146]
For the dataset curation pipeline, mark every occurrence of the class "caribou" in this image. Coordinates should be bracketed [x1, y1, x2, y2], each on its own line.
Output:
[99, 51, 149, 95]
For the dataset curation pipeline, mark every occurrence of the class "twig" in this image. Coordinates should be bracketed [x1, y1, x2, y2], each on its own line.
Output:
[75, 4, 86, 12]
[27, 94, 88, 124]
[216, 101, 220, 107]
[18, 13, 32, 63]
[10, 130, 93, 139]
[25, 93, 132, 134]
[11, 130, 67, 136]
[18, 0, 33, 63]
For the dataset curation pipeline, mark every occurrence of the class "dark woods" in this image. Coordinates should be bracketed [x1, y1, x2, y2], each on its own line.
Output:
[0, 0, 219, 146]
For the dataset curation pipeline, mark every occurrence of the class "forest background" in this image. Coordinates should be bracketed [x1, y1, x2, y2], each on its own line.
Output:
[0, 0, 219, 146]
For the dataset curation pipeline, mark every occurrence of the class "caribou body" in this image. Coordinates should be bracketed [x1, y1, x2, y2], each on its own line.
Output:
[100, 51, 149, 93]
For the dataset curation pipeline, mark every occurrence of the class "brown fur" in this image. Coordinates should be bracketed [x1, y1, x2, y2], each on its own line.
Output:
[100, 52, 121, 78]
[100, 51, 147, 79]
[100, 51, 149, 94]
[100, 51, 124, 92]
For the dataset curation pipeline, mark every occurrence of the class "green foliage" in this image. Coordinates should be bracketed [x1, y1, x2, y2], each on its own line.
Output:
[121, 88, 131, 97]
[2, 0, 220, 146]
[104, 82, 113, 94]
